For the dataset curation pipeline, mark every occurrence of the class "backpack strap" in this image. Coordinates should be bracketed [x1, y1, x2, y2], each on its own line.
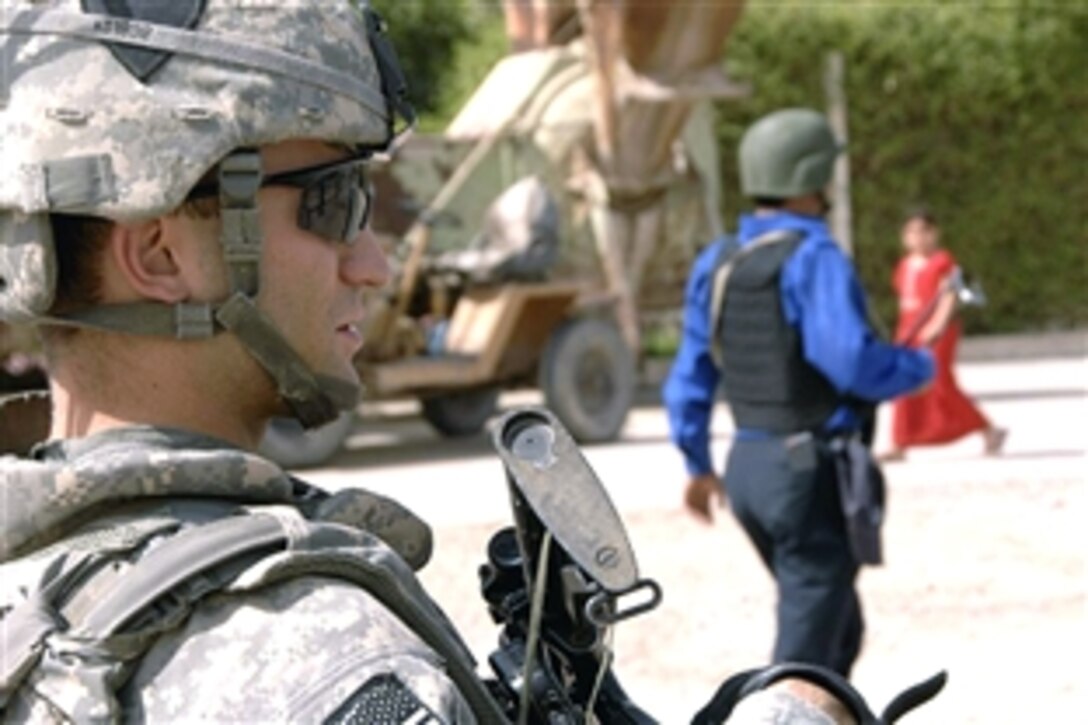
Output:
[708, 229, 802, 370]
[2, 504, 507, 723]
[0, 509, 188, 714]
[0, 550, 97, 709]
[61, 511, 287, 638]
[1, 511, 305, 721]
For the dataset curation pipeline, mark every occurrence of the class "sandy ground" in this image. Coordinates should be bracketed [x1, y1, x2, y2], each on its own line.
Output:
[418, 474, 1083, 723]
[305, 347, 1086, 723]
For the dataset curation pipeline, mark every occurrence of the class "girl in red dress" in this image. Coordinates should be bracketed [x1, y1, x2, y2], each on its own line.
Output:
[883, 209, 1006, 461]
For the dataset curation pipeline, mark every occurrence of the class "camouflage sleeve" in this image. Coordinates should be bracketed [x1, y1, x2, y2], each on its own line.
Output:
[726, 688, 842, 724]
[121, 575, 476, 723]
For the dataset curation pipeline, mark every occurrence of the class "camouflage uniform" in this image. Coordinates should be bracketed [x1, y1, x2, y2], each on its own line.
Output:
[0, 427, 495, 722]
[0, 1, 505, 721]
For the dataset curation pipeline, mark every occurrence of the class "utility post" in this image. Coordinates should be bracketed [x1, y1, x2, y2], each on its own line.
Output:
[824, 50, 853, 257]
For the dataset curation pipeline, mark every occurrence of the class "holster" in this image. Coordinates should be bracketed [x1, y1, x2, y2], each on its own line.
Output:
[828, 432, 886, 566]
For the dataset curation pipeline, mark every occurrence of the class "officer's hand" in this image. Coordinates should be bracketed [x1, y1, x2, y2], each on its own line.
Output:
[684, 474, 722, 524]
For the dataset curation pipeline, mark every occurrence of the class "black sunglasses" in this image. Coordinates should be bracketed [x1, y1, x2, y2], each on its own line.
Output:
[188, 156, 372, 245]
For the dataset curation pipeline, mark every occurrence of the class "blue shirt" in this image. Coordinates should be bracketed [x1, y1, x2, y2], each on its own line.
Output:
[662, 211, 935, 477]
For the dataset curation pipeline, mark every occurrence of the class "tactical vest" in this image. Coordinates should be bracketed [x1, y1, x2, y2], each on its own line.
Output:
[711, 230, 841, 433]
[0, 432, 507, 723]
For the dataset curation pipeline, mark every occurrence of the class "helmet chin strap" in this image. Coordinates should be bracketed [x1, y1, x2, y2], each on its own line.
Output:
[39, 295, 360, 430]
[209, 148, 360, 429]
[40, 149, 359, 430]
[215, 293, 360, 428]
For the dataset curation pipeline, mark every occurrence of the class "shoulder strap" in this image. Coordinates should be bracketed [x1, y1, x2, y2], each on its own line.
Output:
[0, 504, 246, 715]
[708, 229, 803, 369]
[0, 508, 191, 714]
[1, 505, 506, 723]
[61, 512, 287, 637]
[0, 550, 97, 710]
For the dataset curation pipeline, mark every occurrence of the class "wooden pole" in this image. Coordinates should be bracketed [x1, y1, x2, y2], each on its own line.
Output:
[823, 50, 853, 257]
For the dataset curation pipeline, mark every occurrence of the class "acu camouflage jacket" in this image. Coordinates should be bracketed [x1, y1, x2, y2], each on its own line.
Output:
[0, 427, 505, 723]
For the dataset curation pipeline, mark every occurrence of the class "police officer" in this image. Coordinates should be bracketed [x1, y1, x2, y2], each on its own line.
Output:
[664, 108, 935, 677]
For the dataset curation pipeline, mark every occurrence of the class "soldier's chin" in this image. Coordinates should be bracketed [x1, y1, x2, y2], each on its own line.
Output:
[322, 359, 361, 390]
[315, 365, 363, 411]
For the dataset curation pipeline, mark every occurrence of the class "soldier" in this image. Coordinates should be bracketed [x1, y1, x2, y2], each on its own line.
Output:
[664, 109, 935, 677]
[0, 1, 506, 720]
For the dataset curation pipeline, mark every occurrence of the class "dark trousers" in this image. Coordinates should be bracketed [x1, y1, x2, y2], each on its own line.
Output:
[723, 435, 863, 677]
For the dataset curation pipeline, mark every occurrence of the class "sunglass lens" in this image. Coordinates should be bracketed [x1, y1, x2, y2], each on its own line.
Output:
[298, 169, 369, 244]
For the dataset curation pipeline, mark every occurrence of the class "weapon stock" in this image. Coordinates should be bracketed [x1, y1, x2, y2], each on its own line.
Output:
[481, 407, 660, 724]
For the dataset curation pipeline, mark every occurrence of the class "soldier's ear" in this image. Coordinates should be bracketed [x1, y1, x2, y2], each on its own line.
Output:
[106, 219, 190, 304]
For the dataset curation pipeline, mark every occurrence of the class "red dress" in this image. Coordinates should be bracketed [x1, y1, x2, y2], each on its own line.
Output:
[891, 249, 988, 448]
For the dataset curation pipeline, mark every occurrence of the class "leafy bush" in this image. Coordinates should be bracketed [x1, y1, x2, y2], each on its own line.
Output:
[373, 0, 500, 128]
[716, 0, 1088, 333]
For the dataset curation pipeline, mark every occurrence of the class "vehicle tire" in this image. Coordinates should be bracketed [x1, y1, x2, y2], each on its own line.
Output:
[420, 386, 501, 438]
[540, 317, 635, 443]
[258, 411, 355, 469]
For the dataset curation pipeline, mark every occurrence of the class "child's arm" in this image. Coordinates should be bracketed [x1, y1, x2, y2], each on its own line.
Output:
[918, 285, 957, 345]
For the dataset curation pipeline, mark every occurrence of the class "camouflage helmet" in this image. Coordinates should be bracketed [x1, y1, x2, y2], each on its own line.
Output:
[0, 0, 411, 317]
[0, 0, 415, 427]
[738, 108, 842, 199]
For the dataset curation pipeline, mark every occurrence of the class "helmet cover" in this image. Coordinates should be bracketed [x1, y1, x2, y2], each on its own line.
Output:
[0, 0, 398, 320]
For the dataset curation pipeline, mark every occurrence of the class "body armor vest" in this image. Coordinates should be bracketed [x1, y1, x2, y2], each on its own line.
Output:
[714, 232, 841, 433]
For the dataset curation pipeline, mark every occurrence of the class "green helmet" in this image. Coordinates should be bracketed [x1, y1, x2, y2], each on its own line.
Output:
[738, 108, 842, 199]
[0, 0, 415, 428]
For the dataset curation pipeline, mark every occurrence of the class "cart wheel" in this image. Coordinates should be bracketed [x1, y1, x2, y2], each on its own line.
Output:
[420, 386, 501, 437]
[258, 411, 354, 469]
[540, 317, 634, 443]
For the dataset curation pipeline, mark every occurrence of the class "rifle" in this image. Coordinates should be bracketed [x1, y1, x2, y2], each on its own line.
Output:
[479, 407, 948, 724]
[480, 407, 660, 723]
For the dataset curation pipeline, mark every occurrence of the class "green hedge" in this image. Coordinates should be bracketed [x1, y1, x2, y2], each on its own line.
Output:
[374, 0, 507, 132]
[716, 0, 1088, 334]
[392, 0, 1087, 334]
